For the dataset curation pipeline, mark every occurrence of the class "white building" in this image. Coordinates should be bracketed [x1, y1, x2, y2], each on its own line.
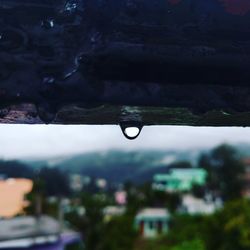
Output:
[180, 194, 222, 215]
[70, 174, 84, 192]
[135, 208, 170, 238]
[103, 206, 126, 222]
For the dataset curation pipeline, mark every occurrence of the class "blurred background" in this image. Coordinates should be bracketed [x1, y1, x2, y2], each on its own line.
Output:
[1, 125, 250, 250]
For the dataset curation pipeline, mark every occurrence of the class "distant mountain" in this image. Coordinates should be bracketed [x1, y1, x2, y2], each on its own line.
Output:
[18, 143, 250, 184]
[22, 156, 71, 169]
[0, 160, 34, 179]
[22, 149, 204, 184]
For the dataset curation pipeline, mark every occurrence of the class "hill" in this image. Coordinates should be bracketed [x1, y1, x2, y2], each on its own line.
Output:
[22, 149, 203, 184]
[8, 142, 250, 184]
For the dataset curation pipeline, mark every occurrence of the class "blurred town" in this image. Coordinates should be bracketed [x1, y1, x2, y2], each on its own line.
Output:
[1, 144, 250, 250]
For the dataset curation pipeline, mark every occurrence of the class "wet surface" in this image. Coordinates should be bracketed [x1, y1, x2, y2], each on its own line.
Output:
[2, 103, 250, 127]
[168, 0, 250, 15]
[1, 0, 250, 126]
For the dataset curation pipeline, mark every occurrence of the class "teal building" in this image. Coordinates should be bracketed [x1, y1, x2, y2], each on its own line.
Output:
[153, 168, 207, 192]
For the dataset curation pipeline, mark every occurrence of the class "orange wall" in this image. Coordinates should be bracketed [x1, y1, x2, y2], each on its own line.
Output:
[0, 179, 33, 218]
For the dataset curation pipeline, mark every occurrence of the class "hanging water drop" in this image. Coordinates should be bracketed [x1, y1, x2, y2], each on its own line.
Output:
[43, 76, 55, 85]
[120, 122, 143, 140]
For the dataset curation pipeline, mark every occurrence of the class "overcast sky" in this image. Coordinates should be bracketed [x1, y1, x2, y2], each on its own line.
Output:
[0, 125, 250, 159]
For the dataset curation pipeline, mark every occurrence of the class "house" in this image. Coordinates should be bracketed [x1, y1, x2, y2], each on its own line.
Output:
[0, 216, 83, 250]
[115, 191, 127, 205]
[70, 174, 84, 192]
[103, 206, 126, 222]
[96, 178, 107, 189]
[153, 168, 207, 192]
[180, 194, 222, 215]
[135, 208, 170, 238]
[0, 178, 33, 218]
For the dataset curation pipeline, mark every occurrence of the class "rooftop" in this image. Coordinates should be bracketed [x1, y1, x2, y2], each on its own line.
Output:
[154, 168, 207, 181]
[0, 216, 82, 249]
[0, 216, 60, 242]
[136, 208, 170, 220]
[103, 206, 126, 216]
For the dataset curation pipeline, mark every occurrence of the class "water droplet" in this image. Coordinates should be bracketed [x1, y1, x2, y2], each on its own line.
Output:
[43, 77, 55, 85]
[64, 1, 78, 13]
[90, 31, 102, 44]
[41, 19, 55, 29]
[120, 122, 143, 140]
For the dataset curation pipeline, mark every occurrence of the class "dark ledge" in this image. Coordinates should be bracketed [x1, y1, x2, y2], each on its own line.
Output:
[1, 0, 250, 126]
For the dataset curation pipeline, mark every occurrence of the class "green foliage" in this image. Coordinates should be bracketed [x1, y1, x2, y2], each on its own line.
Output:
[191, 183, 206, 198]
[25, 168, 71, 217]
[134, 238, 169, 250]
[170, 239, 205, 250]
[167, 214, 207, 245]
[199, 144, 244, 200]
[38, 167, 71, 196]
[134, 237, 205, 250]
[126, 183, 181, 214]
[204, 199, 250, 250]
[100, 215, 137, 250]
[137, 199, 250, 250]
[23, 144, 250, 250]
[80, 193, 108, 250]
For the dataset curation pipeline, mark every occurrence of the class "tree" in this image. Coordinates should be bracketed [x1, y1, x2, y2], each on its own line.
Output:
[25, 167, 71, 216]
[80, 193, 108, 250]
[199, 144, 244, 200]
[25, 177, 45, 216]
[169, 161, 192, 169]
[191, 184, 206, 199]
[134, 214, 207, 250]
[204, 199, 250, 250]
[100, 214, 137, 250]
[38, 167, 71, 196]
[170, 239, 205, 250]
[124, 183, 181, 215]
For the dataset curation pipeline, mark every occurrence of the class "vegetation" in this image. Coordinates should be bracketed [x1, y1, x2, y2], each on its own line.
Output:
[199, 144, 244, 200]
[133, 199, 250, 250]
[22, 144, 250, 250]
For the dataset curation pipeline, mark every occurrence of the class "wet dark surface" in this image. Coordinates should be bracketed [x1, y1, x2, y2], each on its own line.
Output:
[1, 0, 250, 125]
